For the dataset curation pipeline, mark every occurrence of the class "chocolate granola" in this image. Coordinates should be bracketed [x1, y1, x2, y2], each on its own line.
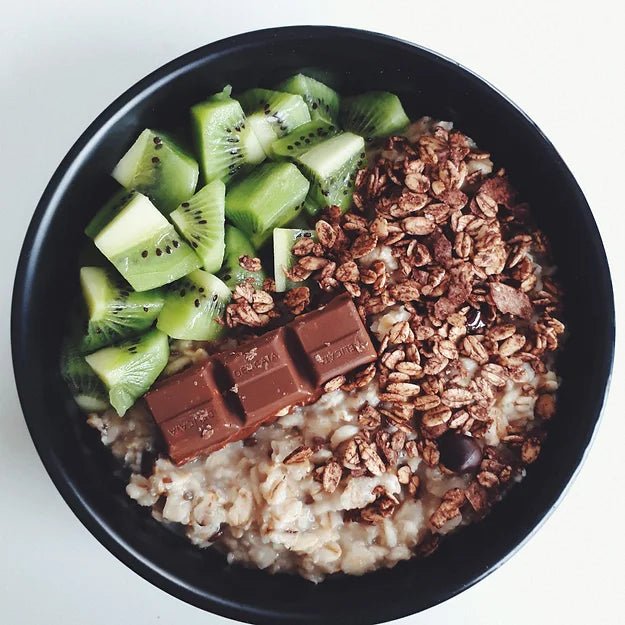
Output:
[218, 120, 563, 545]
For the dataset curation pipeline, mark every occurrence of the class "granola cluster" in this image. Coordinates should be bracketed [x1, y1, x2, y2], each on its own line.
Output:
[223, 122, 564, 541]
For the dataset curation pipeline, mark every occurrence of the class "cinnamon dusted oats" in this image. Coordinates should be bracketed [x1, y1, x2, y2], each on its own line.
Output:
[283, 286, 310, 315]
[283, 445, 314, 465]
[238, 255, 262, 272]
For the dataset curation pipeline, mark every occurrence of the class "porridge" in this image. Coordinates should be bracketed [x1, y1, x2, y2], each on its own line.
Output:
[63, 79, 564, 582]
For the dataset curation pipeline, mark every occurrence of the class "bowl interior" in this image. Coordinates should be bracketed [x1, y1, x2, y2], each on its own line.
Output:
[12, 27, 614, 625]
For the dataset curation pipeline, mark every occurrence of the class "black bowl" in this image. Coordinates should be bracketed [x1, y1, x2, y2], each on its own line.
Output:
[12, 26, 614, 625]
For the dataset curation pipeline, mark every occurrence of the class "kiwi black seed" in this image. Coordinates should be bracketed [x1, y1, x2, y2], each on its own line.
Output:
[79, 266, 166, 353]
[269, 119, 339, 161]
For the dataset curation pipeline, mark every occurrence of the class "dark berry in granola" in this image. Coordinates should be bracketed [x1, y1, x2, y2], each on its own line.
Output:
[438, 432, 482, 473]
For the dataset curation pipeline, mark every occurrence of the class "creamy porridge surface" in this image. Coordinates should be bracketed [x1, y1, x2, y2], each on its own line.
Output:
[87, 119, 564, 581]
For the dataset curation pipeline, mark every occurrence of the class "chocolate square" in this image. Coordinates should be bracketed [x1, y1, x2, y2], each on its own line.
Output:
[144, 363, 213, 424]
[216, 328, 314, 424]
[289, 293, 377, 385]
[161, 399, 242, 464]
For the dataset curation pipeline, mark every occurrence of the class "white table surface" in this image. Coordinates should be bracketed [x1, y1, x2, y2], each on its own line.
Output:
[2, 1, 624, 623]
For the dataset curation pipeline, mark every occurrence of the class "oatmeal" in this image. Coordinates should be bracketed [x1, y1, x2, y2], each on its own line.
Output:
[83, 117, 563, 582]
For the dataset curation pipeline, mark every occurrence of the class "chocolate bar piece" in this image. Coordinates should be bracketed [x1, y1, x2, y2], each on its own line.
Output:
[144, 361, 242, 464]
[290, 295, 377, 386]
[160, 399, 241, 465]
[216, 328, 315, 426]
[145, 364, 215, 424]
[144, 293, 377, 464]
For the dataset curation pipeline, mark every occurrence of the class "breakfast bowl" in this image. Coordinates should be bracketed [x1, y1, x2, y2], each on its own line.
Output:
[11, 26, 614, 625]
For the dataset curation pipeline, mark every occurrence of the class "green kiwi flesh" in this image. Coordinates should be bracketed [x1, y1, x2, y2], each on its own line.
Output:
[157, 270, 231, 341]
[84, 328, 170, 416]
[85, 189, 137, 239]
[61, 337, 109, 412]
[273, 228, 316, 292]
[191, 87, 265, 184]
[238, 88, 311, 155]
[245, 113, 279, 157]
[225, 162, 310, 248]
[94, 193, 201, 292]
[219, 225, 265, 289]
[170, 179, 226, 273]
[79, 266, 164, 352]
[112, 129, 199, 214]
[277, 74, 340, 123]
[269, 119, 339, 161]
[296, 132, 366, 215]
[340, 91, 410, 141]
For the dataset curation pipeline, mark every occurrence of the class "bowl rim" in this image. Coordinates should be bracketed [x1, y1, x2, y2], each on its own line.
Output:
[11, 25, 615, 625]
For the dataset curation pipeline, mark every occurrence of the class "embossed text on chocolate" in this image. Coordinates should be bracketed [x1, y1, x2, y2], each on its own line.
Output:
[233, 351, 280, 378]
[167, 406, 215, 438]
[315, 340, 370, 365]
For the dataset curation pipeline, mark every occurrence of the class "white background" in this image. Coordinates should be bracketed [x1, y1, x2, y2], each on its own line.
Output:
[2, 1, 624, 623]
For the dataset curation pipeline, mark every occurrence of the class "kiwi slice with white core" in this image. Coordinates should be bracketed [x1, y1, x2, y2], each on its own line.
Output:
[85, 328, 169, 416]
[85, 189, 137, 239]
[170, 179, 225, 273]
[238, 88, 311, 155]
[220, 225, 265, 289]
[94, 192, 200, 292]
[273, 228, 316, 292]
[61, 338, 109, 412]
[340, 92, 410, 141]
[191, 87, 265, 184]
[277, 74, 340, 123]
[296, 132, 366, 215]
[157, 270, 231, 341]
[246, 113, 279, 155]
[79, 266, 164, 352]
[225, 162, 310, 248]
[269, 120, 339, 161]
[112, 129, 198, 214]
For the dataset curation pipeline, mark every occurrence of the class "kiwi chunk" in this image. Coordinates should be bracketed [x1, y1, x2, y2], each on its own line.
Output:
[157, 270, 231, 341]
[277, 74, 340, 123]
[219, 225, 265, 289]
[269, 120, 339, 161]
[225, 162, 310, 247]
[94, 192, 201, 292]
[296, 132, 366, 215]
[61, 338, 109, 412]
[85, 189, 137, 239]
[85, 328, 169, 416]
[191, 87, 265, 184]
[112, 129, 199, 214]
[273, 228, 316, 292]
[170, 179, 225, 273]
[340, 92, 409, 141]
[238, 88, 311, 155]
[79, 266, 164, 352]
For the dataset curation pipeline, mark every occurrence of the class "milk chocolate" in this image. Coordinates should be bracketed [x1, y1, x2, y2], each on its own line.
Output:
[145, 364, 215, 424]
[144, 293, 377, 464]
[161, 398, 241, 465]
[290, 294, 377, 386]
[144, 361, 242, 464]
[216, 328, 315, 426]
